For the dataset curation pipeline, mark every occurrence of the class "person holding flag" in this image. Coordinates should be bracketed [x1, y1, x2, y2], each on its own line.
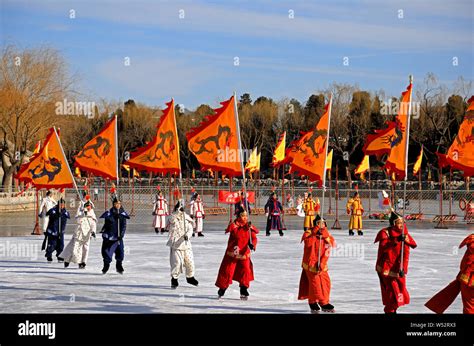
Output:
[43, 198, 70, 262]
[39, 190, 56, 233]
[346, 192, 364, 236]
[189, 192, 206, 237]
[215, 209, 259, 300]
[100, 196, 130, 274]
[59, 199, 97, 269]
[298, 215, 336, 313]
[167, 200, 199, 288]
[374, 210, 417, 313]
[264, 192, 285, 236]
[152, 189, 169, 234]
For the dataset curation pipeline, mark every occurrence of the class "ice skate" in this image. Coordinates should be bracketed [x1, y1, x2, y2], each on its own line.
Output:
[217, 288, 226, 298]
[240, 286, 249, 300]
[320, 303, 335, 313]
[116, 262, 124, 274]
[171, 278, 179, 289]
[309, 303, 320, 314]
[186, 277, 199, 286]
[101, 263, 110, 274]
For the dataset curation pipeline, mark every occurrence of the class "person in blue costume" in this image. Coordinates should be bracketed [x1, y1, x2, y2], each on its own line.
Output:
[99, 196, 130, 274]
[43, 198, 70, 262]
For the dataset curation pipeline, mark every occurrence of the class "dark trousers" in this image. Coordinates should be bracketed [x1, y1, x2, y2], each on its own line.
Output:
[45, 233, 64, 259]
[101, 239, 124, 264]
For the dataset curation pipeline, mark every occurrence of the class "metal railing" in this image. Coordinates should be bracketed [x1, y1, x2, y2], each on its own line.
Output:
[18, 185, 473, 224]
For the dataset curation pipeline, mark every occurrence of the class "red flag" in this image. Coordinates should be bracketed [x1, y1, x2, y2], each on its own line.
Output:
[186, 95, 242, 176]
[445, 96, 474, 176]
[362, 121, 398, 156]
[74, 115, 118, 180]
[16, 128, 74, 189]
[124, 99, 181, 174]
[385, 82, 413, 180]
[286, 97, 332, 184]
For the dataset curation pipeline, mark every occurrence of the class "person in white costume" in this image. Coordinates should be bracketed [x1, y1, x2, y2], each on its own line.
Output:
[189, 192, 205, 237]
[39, 190, 56, 233]
[166, 200, 199, 288]
[296, 194, 306, 217]
[59, 200, 97, 269]
[152, 190, 168, 234]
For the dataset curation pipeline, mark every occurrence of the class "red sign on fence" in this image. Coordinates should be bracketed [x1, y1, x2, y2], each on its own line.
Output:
[218, 191, 255, 204]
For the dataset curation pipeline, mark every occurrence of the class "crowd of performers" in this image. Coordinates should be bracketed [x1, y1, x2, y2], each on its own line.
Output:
[37, 189, 473, 314]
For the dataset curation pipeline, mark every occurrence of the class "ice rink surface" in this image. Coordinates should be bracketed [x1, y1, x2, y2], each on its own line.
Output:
[0, 216, 471, 314]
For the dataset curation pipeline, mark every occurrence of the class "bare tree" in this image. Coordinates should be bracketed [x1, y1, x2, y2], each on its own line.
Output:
[0, 45, 74, 191]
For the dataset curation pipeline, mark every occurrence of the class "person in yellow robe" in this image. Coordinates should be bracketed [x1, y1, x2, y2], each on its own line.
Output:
[346, 192, 364, 236]
[303, 193, 320, 230]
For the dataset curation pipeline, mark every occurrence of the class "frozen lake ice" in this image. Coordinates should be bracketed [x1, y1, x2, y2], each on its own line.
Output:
[0, 215, 471, 314]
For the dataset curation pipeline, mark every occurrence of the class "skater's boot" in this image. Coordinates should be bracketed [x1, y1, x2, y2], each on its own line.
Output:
[155, 228, 159, 234]
[78, 263, 86, 269]
[198, 232, 204, 237]
[357, 230, 363, 236]
[349, 230, 354, 236]
[266, 231, 271, 236]
[161, 228, 168, 233]
[309, 303, 320, 313]
[64, 262, 70, 268]
[116, 261, 124, 274]
[320, 303, 335, 312]
[171, 278, 179, 289]
[192, 233, 195, 237]
[102, 262, 110, 274]
[279, 230, 284, 237]
[46, 256, 53, 262]
[186, 277, 199, 286]
[240, 286, 249, 300]
[217, 288, 226, 298]
[57, 257, 64, 263]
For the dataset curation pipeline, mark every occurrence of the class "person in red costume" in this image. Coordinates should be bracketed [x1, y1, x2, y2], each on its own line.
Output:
[374, 210, 417, 313]
[425, 233, 473, 314]
[298, 215, 336, 313]
[215, 209, 259, 300]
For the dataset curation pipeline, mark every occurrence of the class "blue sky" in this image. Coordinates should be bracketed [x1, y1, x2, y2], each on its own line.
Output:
[1, 0, 473, 109]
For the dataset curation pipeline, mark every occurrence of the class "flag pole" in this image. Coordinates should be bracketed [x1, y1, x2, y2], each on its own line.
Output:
[317, 94, 333, 271]
[400, 75, 413, 277]
[114, 114, 119, 189]
[233, 92, 253, 248]
[170, 98, 187, 241]
[54, 127, 81, 200]
[332, 165, 341, 229]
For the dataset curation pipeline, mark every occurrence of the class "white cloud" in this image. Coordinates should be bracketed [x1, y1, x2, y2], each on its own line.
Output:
[12, 0, 472, 50]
